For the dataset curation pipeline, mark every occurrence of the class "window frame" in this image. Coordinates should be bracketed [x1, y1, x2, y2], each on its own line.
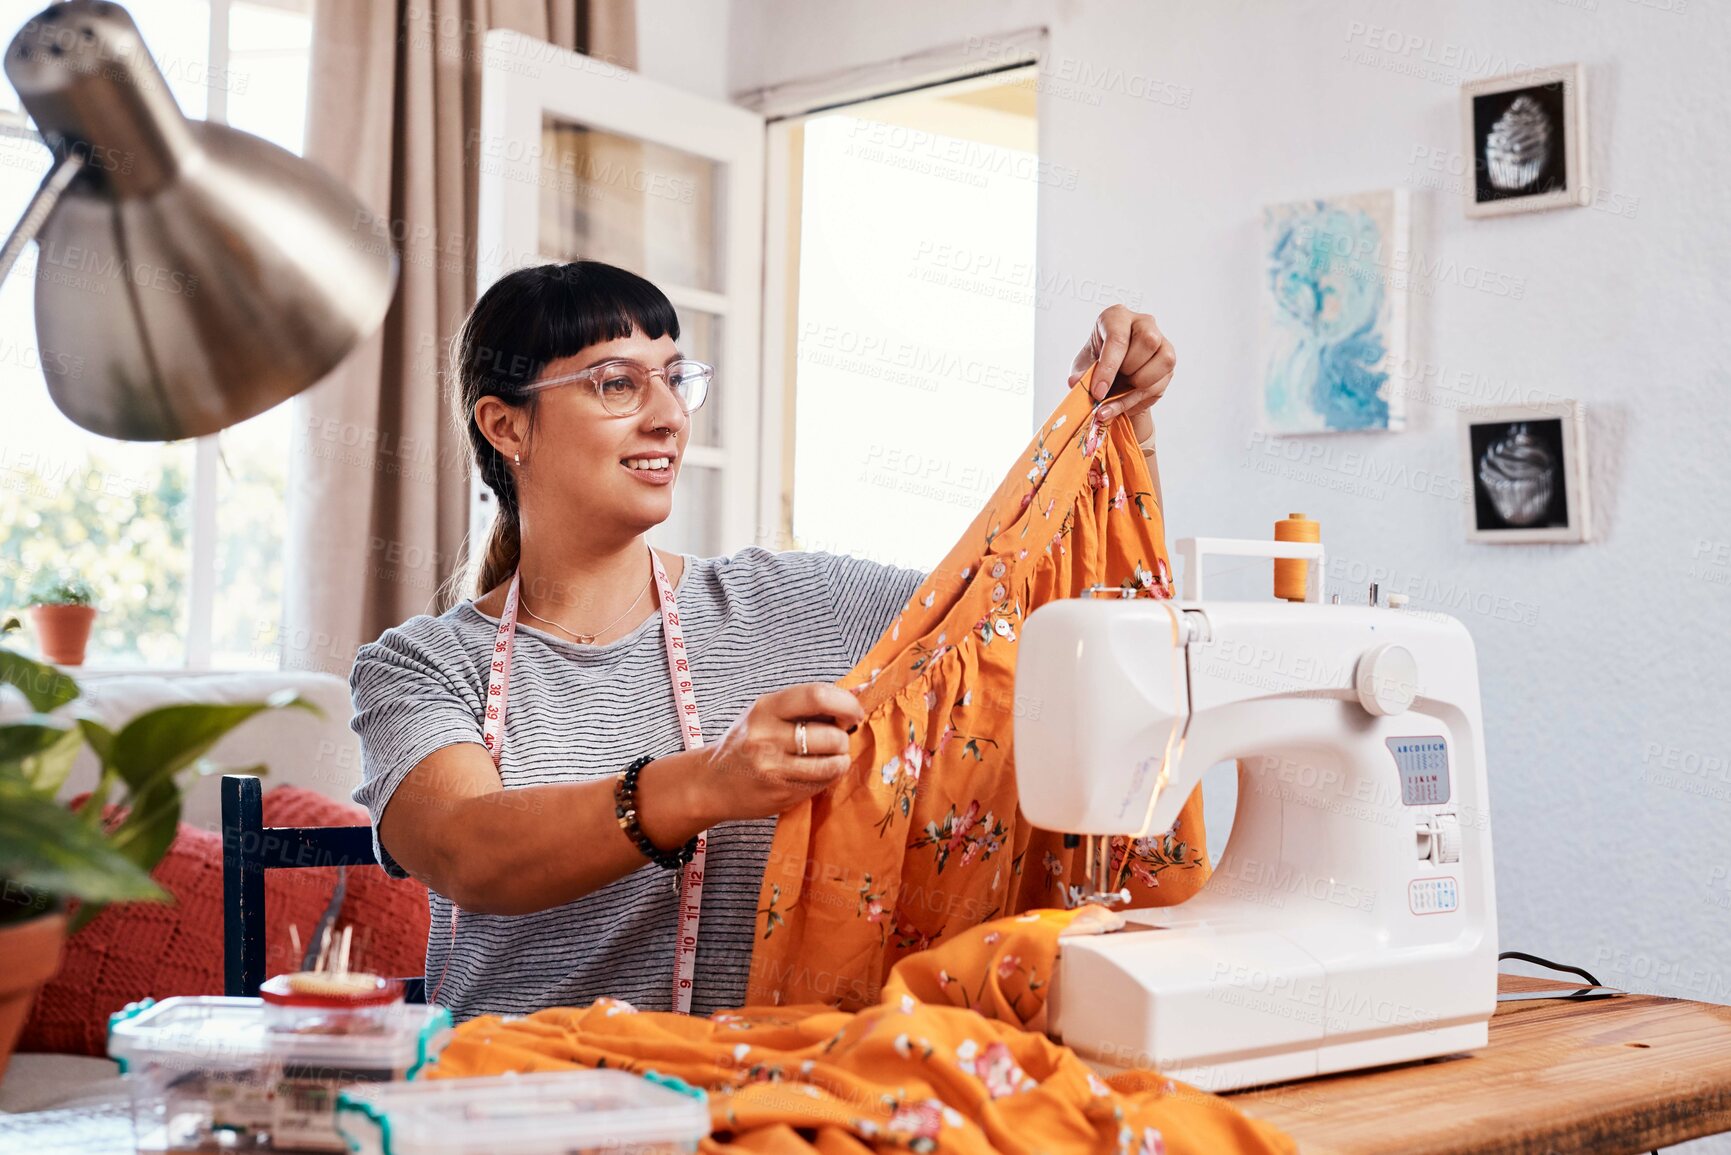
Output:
[0, 0, 308, 670]
[749, 32, 1046, 554]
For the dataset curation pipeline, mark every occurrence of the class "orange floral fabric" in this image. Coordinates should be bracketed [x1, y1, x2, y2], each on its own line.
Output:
[749, 367, 1209, 1010]
[428, 370, 1292, 1153]
[430, 908, 1295, 1154]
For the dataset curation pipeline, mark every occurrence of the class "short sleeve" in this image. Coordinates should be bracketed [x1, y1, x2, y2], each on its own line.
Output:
[348, 623, 487, 878]
[821, 551, 929, 666]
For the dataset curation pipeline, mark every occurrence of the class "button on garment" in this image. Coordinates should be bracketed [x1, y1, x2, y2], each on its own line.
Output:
[749, 367, 1210, 1009]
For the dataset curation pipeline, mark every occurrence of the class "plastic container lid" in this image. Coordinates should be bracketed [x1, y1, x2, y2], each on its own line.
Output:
[260, 972, 406, 1008]
[336, 1069, 711, 1155]
[107, 996, 451, 1075]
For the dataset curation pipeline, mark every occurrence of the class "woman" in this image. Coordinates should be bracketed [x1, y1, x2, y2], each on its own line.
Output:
[350, 260, 1176, 1022]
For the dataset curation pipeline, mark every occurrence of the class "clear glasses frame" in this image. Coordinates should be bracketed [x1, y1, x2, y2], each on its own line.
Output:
[522, 357, 714, 416]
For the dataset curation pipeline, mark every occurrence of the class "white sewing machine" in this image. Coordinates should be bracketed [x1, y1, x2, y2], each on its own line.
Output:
[1015, 536, 1497, 1092]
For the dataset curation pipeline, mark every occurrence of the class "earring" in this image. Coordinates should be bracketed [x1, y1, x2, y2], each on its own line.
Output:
[514, 452, 521, 465]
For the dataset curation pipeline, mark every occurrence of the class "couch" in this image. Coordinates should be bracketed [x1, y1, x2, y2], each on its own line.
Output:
[21, 668, 365, 831]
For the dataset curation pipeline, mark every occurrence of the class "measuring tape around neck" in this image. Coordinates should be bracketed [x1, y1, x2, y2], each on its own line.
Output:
[448, 547, 709, 1014]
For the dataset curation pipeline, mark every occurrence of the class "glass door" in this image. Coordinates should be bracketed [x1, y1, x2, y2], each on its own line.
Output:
[475, 32, 764, 558]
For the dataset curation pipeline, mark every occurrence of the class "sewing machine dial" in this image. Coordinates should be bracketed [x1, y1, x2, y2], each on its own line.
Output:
[1414, 812, 1462, 865]
[1356, 642, 1418, 715]
[1432, 813, 1462, 863]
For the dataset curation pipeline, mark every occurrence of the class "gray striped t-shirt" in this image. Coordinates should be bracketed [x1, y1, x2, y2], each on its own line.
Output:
[348, 546, 927, 1021]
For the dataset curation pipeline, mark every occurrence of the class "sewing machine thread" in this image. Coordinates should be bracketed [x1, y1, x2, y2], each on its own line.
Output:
[1274, 513, 1320, 601]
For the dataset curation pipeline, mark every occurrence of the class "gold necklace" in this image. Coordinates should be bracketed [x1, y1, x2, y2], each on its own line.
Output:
[519, 551, 655, 645]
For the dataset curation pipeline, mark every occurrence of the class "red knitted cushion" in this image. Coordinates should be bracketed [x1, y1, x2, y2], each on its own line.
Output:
[19, 787, 430, 1056]
[257, 786, 431, 983]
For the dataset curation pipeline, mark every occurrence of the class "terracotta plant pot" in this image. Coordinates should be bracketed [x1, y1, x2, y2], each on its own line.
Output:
[29, 604, 97, 665]
[0, 910, 68, 1083]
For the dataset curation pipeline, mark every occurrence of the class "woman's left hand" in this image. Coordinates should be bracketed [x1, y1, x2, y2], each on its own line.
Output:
[1067, 304, 1176, 432]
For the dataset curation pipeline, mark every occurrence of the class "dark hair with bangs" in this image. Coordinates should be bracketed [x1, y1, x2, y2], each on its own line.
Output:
[452, 261, 680, 598]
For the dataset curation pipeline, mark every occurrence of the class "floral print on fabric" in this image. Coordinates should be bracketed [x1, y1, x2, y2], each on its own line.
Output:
[429, 908, 1296, 1155]
[749, 368, 1212, 1012]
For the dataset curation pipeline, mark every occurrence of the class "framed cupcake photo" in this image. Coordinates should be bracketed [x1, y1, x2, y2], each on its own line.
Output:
[1462, 401, 1590, 543]
[1461, 64, 1588, 218]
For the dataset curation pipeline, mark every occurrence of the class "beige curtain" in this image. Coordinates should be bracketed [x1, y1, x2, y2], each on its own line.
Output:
[283, 0, 636, 679]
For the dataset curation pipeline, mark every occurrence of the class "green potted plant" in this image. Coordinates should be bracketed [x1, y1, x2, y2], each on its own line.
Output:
[0, 624, 314, 1079]
[26, 572, 99, 666]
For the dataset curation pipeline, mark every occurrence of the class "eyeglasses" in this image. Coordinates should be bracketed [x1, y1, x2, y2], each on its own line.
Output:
[523, 357, 713, 417]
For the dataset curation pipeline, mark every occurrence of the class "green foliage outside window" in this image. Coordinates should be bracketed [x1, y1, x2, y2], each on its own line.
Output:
[0, 452, 192, 667]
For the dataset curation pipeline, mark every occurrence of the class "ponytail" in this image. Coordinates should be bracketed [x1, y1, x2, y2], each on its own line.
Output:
[471, 447, 523, 596]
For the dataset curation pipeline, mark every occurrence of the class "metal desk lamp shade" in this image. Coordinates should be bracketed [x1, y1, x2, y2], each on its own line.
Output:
[0, 0, 396, 441]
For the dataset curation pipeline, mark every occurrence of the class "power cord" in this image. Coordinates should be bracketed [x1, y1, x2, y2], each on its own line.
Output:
[1496, 950, 1624, 1001]
[1497, 953, 1650, 1155]
[1497, 950, 1609, 991]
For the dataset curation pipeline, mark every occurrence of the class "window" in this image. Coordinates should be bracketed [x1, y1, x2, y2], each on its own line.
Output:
[0, 0, 312, 669]
[764, 68, 1040, 570]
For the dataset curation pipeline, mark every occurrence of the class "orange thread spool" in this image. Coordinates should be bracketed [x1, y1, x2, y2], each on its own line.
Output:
[1274, 513, 1319, 602]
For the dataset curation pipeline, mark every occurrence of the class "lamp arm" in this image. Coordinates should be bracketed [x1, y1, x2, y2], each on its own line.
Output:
[0, 151, 85, 285]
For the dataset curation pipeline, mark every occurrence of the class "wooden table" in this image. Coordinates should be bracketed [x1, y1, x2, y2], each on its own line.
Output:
[1230, 976, 1731, 1154]
[4, 978, 1729, 1152]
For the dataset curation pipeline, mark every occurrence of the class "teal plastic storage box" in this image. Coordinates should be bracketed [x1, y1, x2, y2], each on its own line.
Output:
[108, 995, 451, 1152]
[337, 1068, 710, 1154]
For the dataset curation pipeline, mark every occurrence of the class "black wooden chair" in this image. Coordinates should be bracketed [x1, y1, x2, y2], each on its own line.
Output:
[221, 773, 425, 1003]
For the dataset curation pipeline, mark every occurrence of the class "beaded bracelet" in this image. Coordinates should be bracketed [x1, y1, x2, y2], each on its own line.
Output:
[614, 754, 698, 870]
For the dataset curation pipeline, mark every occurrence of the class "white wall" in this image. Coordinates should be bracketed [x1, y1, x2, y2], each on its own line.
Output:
[637, 0, 731, 98]
[723, 1, 1730, 1142]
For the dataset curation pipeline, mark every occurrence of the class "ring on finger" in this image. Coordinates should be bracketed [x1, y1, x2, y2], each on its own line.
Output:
[795, 720, 808, 756]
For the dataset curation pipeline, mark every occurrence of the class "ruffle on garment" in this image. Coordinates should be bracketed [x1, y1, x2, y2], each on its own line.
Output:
[428, 366, 1291, 1154]
[749, 365, 1209, 1011]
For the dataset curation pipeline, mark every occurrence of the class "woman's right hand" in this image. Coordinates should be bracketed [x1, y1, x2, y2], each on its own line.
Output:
[383, 682, 866, 914]
[682, 682, 864, 823]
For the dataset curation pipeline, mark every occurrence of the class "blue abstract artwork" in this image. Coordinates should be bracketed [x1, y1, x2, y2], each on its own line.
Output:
[1260, 190, 1408, 433]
